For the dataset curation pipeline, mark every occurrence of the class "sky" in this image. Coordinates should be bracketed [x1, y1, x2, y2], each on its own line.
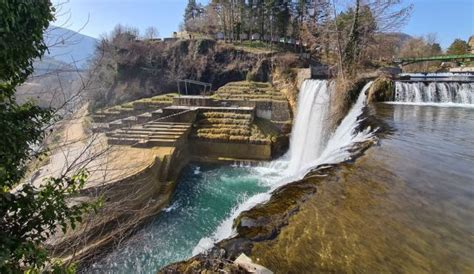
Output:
[54, 0, 473, 49]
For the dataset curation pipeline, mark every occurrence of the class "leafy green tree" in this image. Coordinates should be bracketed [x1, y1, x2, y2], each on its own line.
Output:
[447, 39, 469, 55]
[0, 0, 98, 272]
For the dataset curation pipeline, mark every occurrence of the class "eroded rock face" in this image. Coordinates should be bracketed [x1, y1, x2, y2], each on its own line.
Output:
[48, 146, 190, 267]
[367, 76, 394, 103]
[91, 38, 307, 110]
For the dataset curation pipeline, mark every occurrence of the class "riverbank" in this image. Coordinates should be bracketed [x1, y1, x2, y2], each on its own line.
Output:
[164, 102, 474, 273]
[248, 103, 474, 273]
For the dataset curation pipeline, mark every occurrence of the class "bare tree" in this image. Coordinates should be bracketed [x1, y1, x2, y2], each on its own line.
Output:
[144, 26, 159, 40]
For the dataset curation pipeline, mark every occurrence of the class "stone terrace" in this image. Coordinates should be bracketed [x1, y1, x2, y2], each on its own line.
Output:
[106, 121, 192, 148]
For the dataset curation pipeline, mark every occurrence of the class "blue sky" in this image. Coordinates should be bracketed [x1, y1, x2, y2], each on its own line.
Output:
[54, 0, 473, 49]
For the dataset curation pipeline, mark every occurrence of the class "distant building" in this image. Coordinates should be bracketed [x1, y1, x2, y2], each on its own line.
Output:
[469, 35, 474, 53]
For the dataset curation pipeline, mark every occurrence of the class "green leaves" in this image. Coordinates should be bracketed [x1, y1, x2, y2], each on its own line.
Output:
[1, 170, 101, 272]
[0, 0, 54, 88]
[0, 0, 98, 272]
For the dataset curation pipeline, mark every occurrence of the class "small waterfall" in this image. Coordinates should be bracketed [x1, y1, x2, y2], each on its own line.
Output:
[395, 82, 474, 104]
[288, 80, 331, 173]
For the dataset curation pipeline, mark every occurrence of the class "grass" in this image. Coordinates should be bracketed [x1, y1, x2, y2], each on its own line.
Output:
[215, 81, 286, 101]
[200, 112, 252, 119]
[229, 40, 285, 54]
[134, 93, 178, 104]
[197, 128, 251, 136]
[192, 109, 272, 144]
[95, 93, 179, 116]
[198, 118, 251, 126]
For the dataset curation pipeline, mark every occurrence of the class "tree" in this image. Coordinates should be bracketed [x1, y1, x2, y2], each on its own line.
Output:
[431, 43, 442, 54]
[0, 0, 98, 271]
[447, 39, 469, 55]
[274, 0, 291, 38]
[399, 35, 442, 72]
[330, 0, 412, 76]
[184, 0, 199, 27]
[144, 26, 159, 39]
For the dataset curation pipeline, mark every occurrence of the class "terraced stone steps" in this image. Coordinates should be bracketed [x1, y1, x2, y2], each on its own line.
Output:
[192, 110, 270, 144]
[107, 122, 192, 147]
[215, 81, 286, 101]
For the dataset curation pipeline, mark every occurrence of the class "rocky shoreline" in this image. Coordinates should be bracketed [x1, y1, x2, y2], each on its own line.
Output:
[159, 93, 385, 273]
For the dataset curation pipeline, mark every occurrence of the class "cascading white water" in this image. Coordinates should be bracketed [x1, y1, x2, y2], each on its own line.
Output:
[288, 80, 331, 174]
[298, 82, 374, 175]
[192, 80, 376, 255]
[395, 82, 474, 104]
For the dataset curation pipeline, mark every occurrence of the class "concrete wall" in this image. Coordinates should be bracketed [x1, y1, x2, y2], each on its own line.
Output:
[55, 146, 190, 264]
[173, 96, 217, 107]
[190, 141, 272, 161]
[216, 99, 291, 123]
[271, 101, 291, 122]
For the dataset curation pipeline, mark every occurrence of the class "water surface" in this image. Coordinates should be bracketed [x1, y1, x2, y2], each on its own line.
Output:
[88, 164, 272, 273]
[251, 103, 474, 273]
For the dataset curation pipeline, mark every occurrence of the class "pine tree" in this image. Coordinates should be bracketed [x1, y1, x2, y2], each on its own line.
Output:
[184, 0, 198, 24]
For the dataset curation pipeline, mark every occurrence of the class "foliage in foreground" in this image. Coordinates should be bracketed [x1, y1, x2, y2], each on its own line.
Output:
[0, 0, 97, 272]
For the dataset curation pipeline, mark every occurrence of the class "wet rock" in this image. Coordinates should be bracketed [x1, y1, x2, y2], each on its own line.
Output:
[367, 76, 394, 103]
[160, 254, 248, 274]
[232, 182, 319, 242]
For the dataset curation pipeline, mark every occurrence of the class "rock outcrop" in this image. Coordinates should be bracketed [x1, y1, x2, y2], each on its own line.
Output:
[90, 38, 307, 110]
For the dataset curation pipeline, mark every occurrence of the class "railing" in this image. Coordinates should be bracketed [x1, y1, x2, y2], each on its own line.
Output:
[395, 54, 474, 65]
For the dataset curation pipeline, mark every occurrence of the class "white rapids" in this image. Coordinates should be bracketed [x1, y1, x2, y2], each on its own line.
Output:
[193, 80, 376, 255]
[394, 81, 474, 106]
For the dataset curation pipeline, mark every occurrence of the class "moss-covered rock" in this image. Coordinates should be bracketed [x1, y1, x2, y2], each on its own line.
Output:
[367, 76, 394, 103]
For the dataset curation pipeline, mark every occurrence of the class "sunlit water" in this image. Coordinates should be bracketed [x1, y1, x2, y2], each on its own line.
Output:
[86, 80, 375, 273]
[87, 164, 280, 273]
[251, 103, 474, 273]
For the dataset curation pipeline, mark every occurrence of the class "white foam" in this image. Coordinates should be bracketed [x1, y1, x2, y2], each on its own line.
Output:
[395, 82, 474, 104]
[192, 80, 376, 255]
[385, 101, 474, 108]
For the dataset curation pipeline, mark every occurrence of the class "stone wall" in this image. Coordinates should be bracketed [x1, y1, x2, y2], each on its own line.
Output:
[216, 99, 291, 124]
[271, 101, 291, 122]
[173, 96, 217, 107]
[52, 146, 190, 266]
[190, 141, 272, 161]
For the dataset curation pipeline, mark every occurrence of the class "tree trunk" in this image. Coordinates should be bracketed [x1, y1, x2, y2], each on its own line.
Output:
[343, 0, 361, 75]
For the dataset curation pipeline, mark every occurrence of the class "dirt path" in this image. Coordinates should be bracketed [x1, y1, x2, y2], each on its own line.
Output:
[30, 105, 173, 189]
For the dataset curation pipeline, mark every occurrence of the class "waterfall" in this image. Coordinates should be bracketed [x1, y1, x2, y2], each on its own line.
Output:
[288, 80, 375, 176]
[192, 80, 376, 256]
[395, 82, 474, 104]
[288, 80, 331, 174]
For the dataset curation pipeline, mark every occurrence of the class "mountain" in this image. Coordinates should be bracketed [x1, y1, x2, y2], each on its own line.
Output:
[42, 26, 98, 69]
[17, 27, 97, 109]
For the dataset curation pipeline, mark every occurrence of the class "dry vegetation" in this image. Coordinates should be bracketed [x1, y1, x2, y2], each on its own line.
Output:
[192, 110, 271, 144]
[215, 81, 286, 101]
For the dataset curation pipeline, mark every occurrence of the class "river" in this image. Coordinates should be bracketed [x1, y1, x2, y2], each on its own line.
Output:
[251, 103, 474, 273]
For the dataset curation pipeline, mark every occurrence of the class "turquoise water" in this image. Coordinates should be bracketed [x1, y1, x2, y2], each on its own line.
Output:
[87, 163, 272, 273]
